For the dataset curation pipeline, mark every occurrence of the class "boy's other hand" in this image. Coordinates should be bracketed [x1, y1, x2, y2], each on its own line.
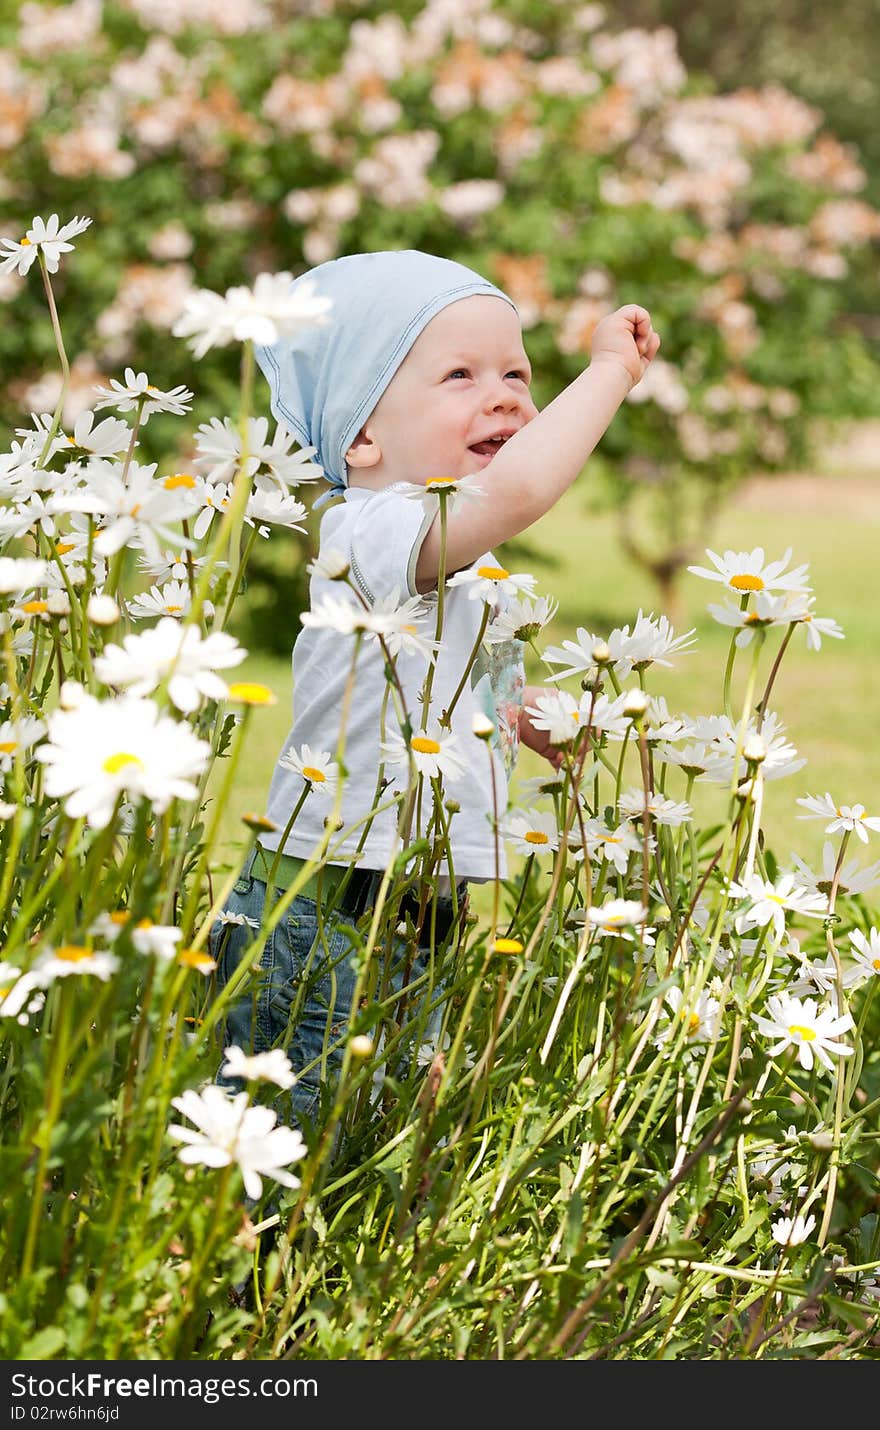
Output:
[589, 304, 660, 390]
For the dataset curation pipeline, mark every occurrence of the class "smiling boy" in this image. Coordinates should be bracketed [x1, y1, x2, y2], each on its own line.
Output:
[212, 249, 659, 1127]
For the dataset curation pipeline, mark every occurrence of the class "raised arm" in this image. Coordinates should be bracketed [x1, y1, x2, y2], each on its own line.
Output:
[415, 305, 660, 590]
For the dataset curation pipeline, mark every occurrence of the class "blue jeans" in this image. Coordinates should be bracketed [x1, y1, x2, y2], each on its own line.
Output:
[210, 849, 465, 1133]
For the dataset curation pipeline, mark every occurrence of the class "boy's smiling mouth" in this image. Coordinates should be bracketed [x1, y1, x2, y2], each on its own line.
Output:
[468, 430, 517, 460]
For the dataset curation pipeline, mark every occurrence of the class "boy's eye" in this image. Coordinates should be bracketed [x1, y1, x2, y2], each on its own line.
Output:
[507, 371, 529, 382]
[445, 369, 469, 380]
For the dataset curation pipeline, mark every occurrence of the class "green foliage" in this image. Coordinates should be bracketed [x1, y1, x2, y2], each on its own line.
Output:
[2, 0, 880, 635]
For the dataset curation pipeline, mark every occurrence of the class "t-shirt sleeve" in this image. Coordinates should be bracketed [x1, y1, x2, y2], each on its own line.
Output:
[347, 486, 436, 603]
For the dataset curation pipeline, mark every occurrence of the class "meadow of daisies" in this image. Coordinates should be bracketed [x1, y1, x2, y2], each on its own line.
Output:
[0, 215, 878, 1361]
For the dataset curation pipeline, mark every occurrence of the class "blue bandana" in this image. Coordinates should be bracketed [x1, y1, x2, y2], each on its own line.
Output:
[254, 249, 516, 503]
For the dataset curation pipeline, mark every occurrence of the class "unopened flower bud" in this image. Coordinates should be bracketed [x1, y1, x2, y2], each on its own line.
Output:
[444, 798, 460, 814]
[349, 1034, 374, 1059]
[807, 1129, 835, 1153]
[323, 814, 345, 832]
[591, 640, 611, 666]
[46, 591, 71, 616]
[623, 688, 649, 721]
[87, 593, 120, 625]
[59, 679, 86, 710]
[472, 712, 494, 741]
[580, 668, 601, 691]
[736, 777, 760, 803]
[743, 733, 767, 765]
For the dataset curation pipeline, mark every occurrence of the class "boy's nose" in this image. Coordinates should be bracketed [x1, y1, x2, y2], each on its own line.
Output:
[483, 379, 532, 416]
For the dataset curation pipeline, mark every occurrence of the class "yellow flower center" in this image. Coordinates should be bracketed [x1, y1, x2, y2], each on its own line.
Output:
[302, 766, 326, 782]
[226, 682, 276, 706]
[21, 600, 48, 614]
[135, 917, 154, 929]
[56, 945, 92, 963]
[103, 751, 144, 775]
[164, 473, 196, 489]
[729, 573, 764, 591]
[426, 477, 457, 490]
[524, 831, 549, 845]
[147, 385, 159, 392]
[476, 565, 509, 581]
[178, 948, 215, 971]
[411, 736, 441, 755]
[109, 911, 130, 925]
[685, 1012, 701, 1035]
[0, 987, 9, 999]
[56, 541, 76, 555]
[20, 237, 31, 246]
[492, 937, 524, 955]
[164, 605, 183, 614]
[788, 1023, 816, 1041]
[129, 504, 141, 517]
[872, 958, 880, 971]
[0, 741, 17, 754]
[67, 435, 77, 446]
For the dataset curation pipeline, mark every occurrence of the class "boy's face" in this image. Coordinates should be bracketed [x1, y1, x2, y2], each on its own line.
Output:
[345, 295, 538, 486]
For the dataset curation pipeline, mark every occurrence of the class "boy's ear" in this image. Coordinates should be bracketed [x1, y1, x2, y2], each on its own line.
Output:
[344, 426, 382, 468]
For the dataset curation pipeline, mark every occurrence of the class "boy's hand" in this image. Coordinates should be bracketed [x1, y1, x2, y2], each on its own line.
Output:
[589, 304, 660, 390]
[519, 686, 566, 770]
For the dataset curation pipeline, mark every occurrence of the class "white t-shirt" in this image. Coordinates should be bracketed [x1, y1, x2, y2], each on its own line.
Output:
[259, 483, 524, 880]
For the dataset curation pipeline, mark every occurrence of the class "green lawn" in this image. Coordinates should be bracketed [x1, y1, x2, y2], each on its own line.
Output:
[213, 436, 880, 884]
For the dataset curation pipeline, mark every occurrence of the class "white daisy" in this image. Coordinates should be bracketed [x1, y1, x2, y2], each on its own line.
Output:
[771, 1212, 817, 1247]
[307, 548, 350, 581]
[501, 807, 560, 856]
[67, 410, 132, 457]
[0, 963, 45, 1024]
[381, 728, 467, 783]
[796, 792, 880, 843]
[792, 598, 845, 651]
[35, 692, 210, 829]
[618, 787, 693, 827]
[577, 690, 632, 740]
[616, 610, 697, 672]
[277, 742, 340, 799]
[0, 715, 46, 773]
[126, 580, 209, 622]
[31, 945, 120, 983]
[399, 474, 486, 515]
[585, 898, 650, 940]
[707, 591, 809, 647]
[93, 368, 194, 424]
[131, 922, 185, 961]
[727, 871, 827, 943]
[245, 487, 308, 535]
[687, 546, 811, 596]
[0, 213, 91, 277]
[0, 557, 50, 596]
[846, 927, 880, 988]
[172, 272, 332, 358]
[484, 593, 559, 644]
[94, 618, 246, 713]
[220, 1045, 297, 1091]
[54, 458, 196, 564]
[789, 841, 880, 901]
[655, 985, 722, 1046]
[365, 589, 438, 661]
[697, 712, 806, 785]
[522, 688, 581, 746]
[753, 991, 854, 1072]
[168, 1084, 307, 1200]
[194, 416, 323, 489]
[447, 563, 537, 608]
[574, 818, 648, 876]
